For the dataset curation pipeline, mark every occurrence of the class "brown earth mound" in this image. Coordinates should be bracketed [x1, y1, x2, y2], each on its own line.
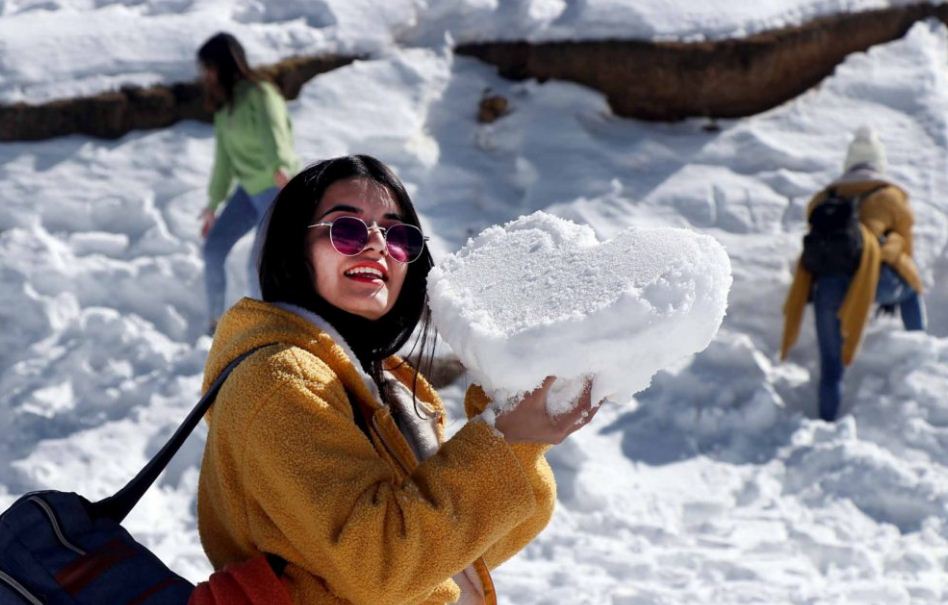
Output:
[2, 5, 945, 140]
[0, 54, 358, 141]
[457, 4, 948, 120]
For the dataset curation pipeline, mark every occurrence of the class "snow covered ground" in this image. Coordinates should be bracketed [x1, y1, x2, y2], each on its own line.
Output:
[2, 2, 948, 603]
[0, 0, 937, 102]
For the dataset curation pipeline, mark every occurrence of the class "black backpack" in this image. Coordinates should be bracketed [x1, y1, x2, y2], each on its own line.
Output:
[801, 185, 888, 276]
[0, 346, 279, 605]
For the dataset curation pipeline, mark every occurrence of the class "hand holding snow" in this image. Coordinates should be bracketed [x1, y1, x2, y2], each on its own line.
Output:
[427, 211, 733, 412]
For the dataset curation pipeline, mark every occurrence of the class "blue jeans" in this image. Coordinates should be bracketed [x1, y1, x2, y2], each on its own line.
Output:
[203, 186, 278, 325]
[813, 265, 925, 421]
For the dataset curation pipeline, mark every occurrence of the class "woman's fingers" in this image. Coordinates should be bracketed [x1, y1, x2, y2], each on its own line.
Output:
[564, 379, 593, 419]
[520, 376, 556, 411]
[497, 376, 601, 445]
[579, 398, 603, 426]
[539, 375, 557, 393]
[547, 379, 596, 442]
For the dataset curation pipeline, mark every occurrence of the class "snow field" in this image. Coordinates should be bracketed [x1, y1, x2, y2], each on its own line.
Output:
[1, 10, 948, 603]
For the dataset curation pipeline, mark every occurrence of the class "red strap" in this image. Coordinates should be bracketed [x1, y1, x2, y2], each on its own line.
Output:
[128, 577, 186, 605]
[189, 556, 293, 605]
[55, 539, 137, 596]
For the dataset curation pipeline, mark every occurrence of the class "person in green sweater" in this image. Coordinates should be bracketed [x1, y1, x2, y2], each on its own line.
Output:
[197, 32, 301, 334]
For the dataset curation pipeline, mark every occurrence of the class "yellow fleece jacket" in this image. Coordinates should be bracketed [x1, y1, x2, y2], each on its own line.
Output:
[197, 298, 556, 605]
[781, 180, 921, 365]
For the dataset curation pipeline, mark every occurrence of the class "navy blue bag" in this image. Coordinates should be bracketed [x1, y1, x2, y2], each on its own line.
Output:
[0, 349, 262, 604]
[801, 184, 888, 277]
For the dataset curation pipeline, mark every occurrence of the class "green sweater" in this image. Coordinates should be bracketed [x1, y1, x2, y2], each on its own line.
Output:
[207, 80, 301, 211]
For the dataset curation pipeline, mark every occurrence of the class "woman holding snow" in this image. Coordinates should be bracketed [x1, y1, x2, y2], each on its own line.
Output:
[197, 32, 300, 335]
[196, 154, 600, 604]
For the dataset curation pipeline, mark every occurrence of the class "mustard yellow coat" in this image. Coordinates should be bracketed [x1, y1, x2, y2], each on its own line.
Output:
[781, 180, 922, 365]
[198, 298, 555, 605]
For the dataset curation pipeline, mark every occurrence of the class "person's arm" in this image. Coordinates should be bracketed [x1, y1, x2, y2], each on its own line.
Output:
[875, 187, 913, 263]
[894, 192, 915, 258]
[880, 231, 906, 264]
[241, 355, 539, 605]
[207, 122, 233, 213]
[255, 83, 297, 184]
[463, 384, 557, 569]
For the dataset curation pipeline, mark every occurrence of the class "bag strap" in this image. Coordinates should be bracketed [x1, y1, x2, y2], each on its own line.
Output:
[821, 184, 888, 205]
[90, 345, 273, 523]
[854, 184, 890, 205]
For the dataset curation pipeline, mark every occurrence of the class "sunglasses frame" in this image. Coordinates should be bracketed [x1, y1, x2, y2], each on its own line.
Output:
[307, 215, 429, 264]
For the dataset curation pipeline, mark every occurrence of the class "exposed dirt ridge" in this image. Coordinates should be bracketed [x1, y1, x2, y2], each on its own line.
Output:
[1, 5, 945, 141]
[457, 5, 948, 121]
[0, 54, 358, 142]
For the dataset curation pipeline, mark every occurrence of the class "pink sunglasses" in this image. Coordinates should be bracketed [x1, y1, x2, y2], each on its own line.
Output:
[308, 216, 428, 263]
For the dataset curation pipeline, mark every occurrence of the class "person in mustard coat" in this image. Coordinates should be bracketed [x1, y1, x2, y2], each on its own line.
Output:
[781, 126, 924, 422]
[196, 154, 601, 605]
[197, 32, 301, 334]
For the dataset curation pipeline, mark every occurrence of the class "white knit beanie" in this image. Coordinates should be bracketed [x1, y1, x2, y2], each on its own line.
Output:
[843, 125, 887, 173]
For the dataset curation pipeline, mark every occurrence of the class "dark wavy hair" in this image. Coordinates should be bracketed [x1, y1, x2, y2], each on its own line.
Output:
[258, 155, 436, 409]
[197, 32, 260, 111]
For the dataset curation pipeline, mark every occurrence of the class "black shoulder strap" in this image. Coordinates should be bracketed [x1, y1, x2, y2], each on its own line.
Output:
[855, 184, 890, 204]
[821, 184, 888, 205]
[90, 344, 273, 523]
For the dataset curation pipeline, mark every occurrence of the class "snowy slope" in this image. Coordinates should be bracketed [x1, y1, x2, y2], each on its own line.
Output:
[1, 5, 948, 604]
[0, 0, 937, 102]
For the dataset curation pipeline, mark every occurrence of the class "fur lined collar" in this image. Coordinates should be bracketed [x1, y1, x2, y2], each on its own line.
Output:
[272, 302, 381, 401]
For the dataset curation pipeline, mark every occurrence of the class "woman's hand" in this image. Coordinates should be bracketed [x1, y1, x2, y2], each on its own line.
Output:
[493, 377, 600, 445]
[274, 169, 289, 189]
[200, 207, 216, 239]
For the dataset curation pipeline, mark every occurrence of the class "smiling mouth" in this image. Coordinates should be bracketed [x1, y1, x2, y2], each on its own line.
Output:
[344, 266, 387, 282]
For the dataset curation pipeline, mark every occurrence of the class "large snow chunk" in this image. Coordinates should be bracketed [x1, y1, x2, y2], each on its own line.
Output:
[428, 211, 732, 411]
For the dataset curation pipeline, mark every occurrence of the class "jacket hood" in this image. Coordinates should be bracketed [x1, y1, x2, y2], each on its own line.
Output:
[831, 167, 908, 197]
[202, 298, 381, 405]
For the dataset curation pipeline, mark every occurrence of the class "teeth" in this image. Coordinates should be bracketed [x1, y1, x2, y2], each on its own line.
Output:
[346, 267, 384, 279]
